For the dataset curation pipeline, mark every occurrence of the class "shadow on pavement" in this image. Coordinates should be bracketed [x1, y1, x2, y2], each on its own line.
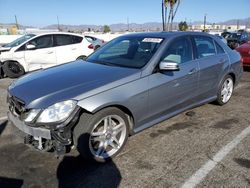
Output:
[0, 120, 8, 135]
[0, 176, 23, 188]
[57, 133, 122, 188]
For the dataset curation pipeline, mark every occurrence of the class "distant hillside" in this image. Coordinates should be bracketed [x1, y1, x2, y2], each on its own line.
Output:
[219, 17, 250, 25]
[2, 17, 249, 32]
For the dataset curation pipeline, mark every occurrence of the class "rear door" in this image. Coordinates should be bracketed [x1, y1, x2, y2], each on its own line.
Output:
[53, 34, 84, 64]
[24, 35, 56, 71]
[192, 35, 229, 99]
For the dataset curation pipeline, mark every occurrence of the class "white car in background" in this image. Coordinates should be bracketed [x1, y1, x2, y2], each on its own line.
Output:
[85, 35, 105, 50]
[0, 32, 94, 78]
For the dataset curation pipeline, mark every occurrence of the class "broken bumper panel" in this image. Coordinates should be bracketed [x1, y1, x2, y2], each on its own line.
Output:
[8, 111, 51, 139]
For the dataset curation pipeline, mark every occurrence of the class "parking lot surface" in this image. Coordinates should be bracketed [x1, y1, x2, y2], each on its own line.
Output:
[0, 71, 249, 188]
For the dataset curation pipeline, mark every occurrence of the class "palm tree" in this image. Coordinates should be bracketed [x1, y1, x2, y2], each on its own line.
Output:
[170, 0, 180, 31]
[162, 0, 180, 31]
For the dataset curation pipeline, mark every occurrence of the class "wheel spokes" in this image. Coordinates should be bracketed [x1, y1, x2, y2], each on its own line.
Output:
[113, 123, 125, 136]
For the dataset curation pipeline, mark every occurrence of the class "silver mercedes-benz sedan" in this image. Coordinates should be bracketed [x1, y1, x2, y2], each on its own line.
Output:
[7, 32, 242, 162]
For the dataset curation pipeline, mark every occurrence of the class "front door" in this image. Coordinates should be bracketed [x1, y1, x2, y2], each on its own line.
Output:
[145, 36, 199, 123]
[24, 35, 56, 71]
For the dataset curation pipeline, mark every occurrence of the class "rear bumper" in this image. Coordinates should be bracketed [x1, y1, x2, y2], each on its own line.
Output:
[8, 111, 51, 139]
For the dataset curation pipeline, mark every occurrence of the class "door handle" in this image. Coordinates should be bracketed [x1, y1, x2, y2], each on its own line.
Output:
[47, 51, 53, 54]
[71, 48, 76, 50]
[188, 68, 197, 75]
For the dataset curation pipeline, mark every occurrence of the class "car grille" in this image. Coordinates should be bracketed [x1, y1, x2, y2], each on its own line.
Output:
[7, 93, 28, 120]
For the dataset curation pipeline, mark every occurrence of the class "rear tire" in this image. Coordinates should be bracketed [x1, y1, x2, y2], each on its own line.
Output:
[2, 61, 25, 78]
[73, 107, 129, 162]
[215, 75, 234, 105]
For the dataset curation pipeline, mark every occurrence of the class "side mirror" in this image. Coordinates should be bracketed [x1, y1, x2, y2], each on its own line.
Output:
[26, 44, 36, 50]
[159, 61, 180, 71]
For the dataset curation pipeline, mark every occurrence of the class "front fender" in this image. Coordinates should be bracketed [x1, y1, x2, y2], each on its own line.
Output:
[77, 76, 149, 126]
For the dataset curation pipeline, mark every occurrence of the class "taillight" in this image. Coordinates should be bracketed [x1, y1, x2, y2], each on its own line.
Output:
[88, 44, 94, 49]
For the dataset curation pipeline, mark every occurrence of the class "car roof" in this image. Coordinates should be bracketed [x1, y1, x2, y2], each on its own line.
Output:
[120, 31, 214, 39]
[33, 32, 84, 38]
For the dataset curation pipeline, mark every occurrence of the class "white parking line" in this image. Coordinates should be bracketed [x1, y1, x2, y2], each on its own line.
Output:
[181, 125, 250, 188]
[0, 116, 8, 121]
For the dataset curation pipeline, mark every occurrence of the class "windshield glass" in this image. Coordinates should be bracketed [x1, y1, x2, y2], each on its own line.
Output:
[3, 34, 36, 48]
[86, 36, 164, 69]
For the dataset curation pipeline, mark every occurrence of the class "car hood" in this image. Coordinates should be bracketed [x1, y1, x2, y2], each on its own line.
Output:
[0, 46, 11, 52]
[8, 61, 141, 109]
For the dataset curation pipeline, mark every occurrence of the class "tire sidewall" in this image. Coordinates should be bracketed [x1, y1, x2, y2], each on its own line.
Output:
[3, 61, 25, 78]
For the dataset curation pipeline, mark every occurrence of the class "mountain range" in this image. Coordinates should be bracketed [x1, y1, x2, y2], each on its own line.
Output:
[1, 17, 250, 32]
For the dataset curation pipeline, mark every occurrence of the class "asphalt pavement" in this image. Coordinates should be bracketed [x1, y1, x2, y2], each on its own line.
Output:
[0, 71, 249, 188]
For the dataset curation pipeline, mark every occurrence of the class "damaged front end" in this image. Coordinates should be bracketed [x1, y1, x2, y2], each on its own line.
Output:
[7, 94, 81, 156]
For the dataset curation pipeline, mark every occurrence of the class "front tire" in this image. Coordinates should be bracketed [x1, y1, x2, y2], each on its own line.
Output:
[73, 107, 129, 162]
[215, 75, 234, 105]
[2, 61, 25, 78]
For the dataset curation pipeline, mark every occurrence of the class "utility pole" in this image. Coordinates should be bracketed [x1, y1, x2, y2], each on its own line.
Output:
[203, 13, 207, 32]
[57, 16, 60, 31]
[127, 17, 130, 32]
[15, 15, 19, 29]
[237, 19, 239, 30]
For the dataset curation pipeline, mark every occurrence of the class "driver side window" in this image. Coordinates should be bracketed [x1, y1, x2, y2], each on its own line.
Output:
[161, 37, 193, 64]
[27, 35, 53, 49]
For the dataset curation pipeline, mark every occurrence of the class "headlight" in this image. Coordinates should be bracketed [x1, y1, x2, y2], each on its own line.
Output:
[24, 109, 40, 122]
[37, 100, 77, 123]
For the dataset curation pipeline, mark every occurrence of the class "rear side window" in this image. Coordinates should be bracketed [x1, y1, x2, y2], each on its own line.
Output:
[215, 42, 225, 54]
[54, 35, 83, 46]
[194, 36, 216, 58]
[72, 36, 83, 44]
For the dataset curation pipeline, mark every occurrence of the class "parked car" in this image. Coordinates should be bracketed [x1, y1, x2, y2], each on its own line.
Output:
[221, 31, 231, 39]
[85, 35, 105, 50]
[226, 31, 250, 49]
[0, 32, 94, 78]
[0, 34, 36, 78]
[7, 32, 242, 162]
[236, 42, 250, 67]
[240, 37, 250, 45]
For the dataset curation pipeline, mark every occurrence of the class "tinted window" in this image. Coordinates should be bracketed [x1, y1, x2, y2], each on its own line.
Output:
[87, 36, 163, 68]
[28, 35, 53, 49]
[161, 37, 192, 64]
[54, 35, 83, 46]
[194, 36, 216, 58]
[72, 36, 83, 44]
[215, 42, 225, 54]
[54, 35, 73, 46]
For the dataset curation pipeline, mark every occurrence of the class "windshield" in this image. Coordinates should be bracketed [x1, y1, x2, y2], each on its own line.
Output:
[86, 36, 164, 69]
[3, 34, 36, 48]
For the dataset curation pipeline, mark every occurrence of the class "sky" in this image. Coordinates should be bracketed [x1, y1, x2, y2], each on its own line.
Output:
[0, 0, 249, 27]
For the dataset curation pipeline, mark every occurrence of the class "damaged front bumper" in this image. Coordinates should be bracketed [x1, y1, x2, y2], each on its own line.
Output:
[8, 108, 80, 155]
